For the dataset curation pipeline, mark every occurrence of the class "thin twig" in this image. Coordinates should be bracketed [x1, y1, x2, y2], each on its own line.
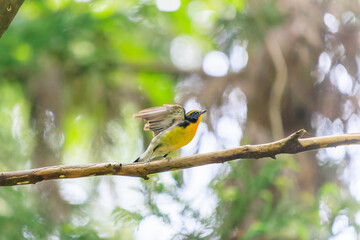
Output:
[1, 130, 359, 187]
[266, 35, 288, 139]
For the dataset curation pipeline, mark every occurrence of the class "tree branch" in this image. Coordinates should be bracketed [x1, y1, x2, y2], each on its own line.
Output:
[266, 35, 288, 139]
[1, 129, 359, 187]
[0, 0, 24, 38]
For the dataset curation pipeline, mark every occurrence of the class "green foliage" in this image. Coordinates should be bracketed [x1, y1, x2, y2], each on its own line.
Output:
[113, 208, 143, 226]
[138, 73, 175, 106]
[0, 81, 33, 171]
[212, 157, 324, 240]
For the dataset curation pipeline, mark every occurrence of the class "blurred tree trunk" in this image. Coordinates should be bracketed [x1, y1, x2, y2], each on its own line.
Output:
[28, 56, 69, 223]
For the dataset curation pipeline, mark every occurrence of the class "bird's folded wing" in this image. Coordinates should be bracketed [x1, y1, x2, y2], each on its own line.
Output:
[133, 104, 185, 136]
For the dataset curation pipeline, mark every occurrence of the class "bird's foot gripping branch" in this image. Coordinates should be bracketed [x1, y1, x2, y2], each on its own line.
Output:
[0, 129, 360, 187]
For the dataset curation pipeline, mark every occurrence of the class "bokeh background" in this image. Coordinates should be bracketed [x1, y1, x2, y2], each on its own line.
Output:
[1, 0, 360, 239]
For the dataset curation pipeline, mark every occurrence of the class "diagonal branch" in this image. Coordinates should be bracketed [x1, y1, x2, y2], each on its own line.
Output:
[0, 0, 24, 38]
[1, 129, 360, 187]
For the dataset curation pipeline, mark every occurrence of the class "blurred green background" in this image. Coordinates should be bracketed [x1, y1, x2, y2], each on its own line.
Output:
[1, 0, 360, 239]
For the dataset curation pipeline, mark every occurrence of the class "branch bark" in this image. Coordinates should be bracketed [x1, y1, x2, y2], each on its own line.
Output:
[0, 0, 24, 38]
[1, 129, 360, 187]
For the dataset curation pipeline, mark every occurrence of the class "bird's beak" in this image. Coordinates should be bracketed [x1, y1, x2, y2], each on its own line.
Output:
[200, 110, 207, 115]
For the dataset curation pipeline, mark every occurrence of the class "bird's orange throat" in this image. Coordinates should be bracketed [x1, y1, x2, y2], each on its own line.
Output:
[193, 114, 203, 128]
[187, 114, 203, 136]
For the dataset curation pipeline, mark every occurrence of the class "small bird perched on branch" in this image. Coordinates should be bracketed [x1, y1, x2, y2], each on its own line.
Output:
[133, 104, 206, 162]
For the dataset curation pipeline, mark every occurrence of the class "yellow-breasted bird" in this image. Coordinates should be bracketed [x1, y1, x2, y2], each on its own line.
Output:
[133, 104, 206, 162]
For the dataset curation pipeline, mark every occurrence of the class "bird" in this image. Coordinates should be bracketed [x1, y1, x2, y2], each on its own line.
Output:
[133, 104, 206, 163]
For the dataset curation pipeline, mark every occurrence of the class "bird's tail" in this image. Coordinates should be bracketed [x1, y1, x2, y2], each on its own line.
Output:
[134, 146, 153, 163]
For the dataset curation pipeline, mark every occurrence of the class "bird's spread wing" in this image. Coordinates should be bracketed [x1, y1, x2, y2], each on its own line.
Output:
[133, 104, 185, 136]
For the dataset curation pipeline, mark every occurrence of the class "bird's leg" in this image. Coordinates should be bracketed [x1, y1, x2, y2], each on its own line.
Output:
[146, 151, 154, 164]
[163, 154, 171, 162]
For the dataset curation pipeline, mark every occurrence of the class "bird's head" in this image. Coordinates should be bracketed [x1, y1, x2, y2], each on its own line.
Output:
[185, 109, 207, 123]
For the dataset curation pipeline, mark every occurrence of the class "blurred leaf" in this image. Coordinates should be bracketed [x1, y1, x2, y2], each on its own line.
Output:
[243, 221, 265, 240]
[112, 208, 143, 225]
[138, 72, 175, 105]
